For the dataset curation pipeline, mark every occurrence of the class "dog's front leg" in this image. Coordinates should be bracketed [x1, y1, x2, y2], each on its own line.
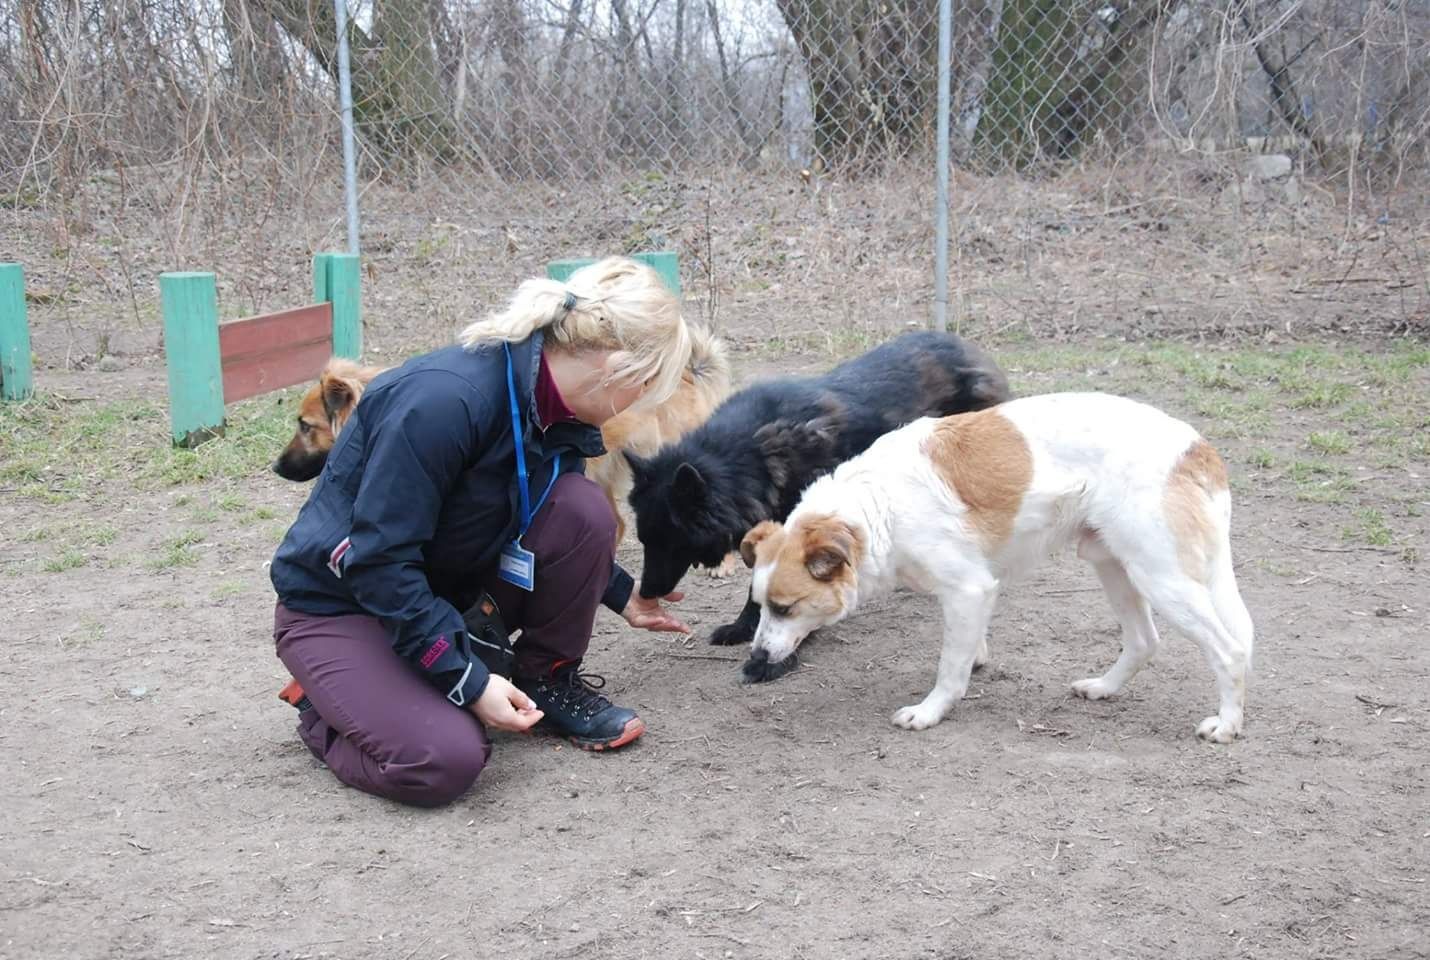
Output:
[709, 590, 761, 646]
[892, 581, 997, 731]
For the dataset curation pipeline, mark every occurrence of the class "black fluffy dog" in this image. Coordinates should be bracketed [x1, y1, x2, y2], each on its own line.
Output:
[625, 330, 1011, 656]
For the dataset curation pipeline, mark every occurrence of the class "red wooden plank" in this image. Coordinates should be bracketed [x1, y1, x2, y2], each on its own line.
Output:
[218, 302, 332, 364]
[222, 338, 333, 403]
[218, 302, 333, 403]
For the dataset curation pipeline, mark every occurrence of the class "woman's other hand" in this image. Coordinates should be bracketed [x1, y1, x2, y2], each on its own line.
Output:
[622, 591, 691, 634]
[471, 676, 544, 732]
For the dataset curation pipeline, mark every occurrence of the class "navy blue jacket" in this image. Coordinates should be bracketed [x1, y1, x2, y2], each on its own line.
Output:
[270, 333, 635, 707]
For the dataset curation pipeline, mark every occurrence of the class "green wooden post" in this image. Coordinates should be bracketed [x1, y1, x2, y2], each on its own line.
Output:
[314, 252, 362, 359]
[160, 272, 225, 446]
[0, 263, 34, 400]
[546, 251, 681, 296]
[632, 250, 681, 297]
[545, 257, 594, 284]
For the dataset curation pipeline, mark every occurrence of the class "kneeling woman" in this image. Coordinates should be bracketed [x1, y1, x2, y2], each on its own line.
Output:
[269, 257, 691, 807]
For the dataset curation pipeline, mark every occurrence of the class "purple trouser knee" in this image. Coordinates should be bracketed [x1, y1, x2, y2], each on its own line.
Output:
[274, 605, 492, 807]
[273, 473, 617, 806]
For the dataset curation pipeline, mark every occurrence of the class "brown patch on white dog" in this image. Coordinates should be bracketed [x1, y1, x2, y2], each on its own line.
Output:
[921, 409, 1033, 550]
[1163, 439, 1228, 582]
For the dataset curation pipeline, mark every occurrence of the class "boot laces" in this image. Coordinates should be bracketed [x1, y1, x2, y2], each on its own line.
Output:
[546, 668, 611, 720]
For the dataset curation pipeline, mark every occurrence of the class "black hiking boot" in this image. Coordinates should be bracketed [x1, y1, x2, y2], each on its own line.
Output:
[514, 662, 645, 751]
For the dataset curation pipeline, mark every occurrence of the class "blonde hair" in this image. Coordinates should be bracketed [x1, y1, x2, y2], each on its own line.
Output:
[459, 256, 691, 412]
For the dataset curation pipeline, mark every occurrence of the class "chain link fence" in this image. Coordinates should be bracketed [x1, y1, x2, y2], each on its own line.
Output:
[1, 1, 1427, 363]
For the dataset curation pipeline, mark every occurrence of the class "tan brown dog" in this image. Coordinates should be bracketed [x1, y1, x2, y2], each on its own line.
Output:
[273, 328, 733, 555]
[272, 358, 387, 482]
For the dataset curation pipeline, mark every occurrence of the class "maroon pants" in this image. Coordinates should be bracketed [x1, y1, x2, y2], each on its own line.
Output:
[274, 474, 618, 807]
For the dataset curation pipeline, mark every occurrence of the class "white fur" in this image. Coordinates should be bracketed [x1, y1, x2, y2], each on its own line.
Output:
[749, 392, 1254, 742]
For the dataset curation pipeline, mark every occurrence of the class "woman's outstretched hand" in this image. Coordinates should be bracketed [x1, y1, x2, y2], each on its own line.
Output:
[622, 591, 691, 635]
[471, 675, 544, 732]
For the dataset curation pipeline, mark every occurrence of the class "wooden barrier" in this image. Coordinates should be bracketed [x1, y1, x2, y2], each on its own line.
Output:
[546, 250, 681, 296]
[0, 262, 34, 401]
[161, 253, 361, 447]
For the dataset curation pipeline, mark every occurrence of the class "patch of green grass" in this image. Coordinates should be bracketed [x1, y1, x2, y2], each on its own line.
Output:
[1285, 459, 1342, 482]
[210, 581, 245, 601]
[42, 549, 89, 573]
[1256, 558, 1301, 578]
[1289, 381, 1355, 410]
[148, 530, 205, 571]
[1186, 393, 1273, 438]
[1343, 508, 1393, 547]
[1248, 449, 1276, 469]
[252, 506, 277, 521]
[1284, 459, 1355, 503]
[0, 389, 298, 503]
[1307, 431, 1352, 455]
[190, 507, 220, 524]
[20, 527, 51, 543]
[60, 616, 107, 648]
[217, 493, 249, 513]
[87, 524, 118, 546]
[1141, 345, 1238, 390]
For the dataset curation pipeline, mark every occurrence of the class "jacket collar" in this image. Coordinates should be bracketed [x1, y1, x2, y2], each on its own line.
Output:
[506, 331, 607, 460]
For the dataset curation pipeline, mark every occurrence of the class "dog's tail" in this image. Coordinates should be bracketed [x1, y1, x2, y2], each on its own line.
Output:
[684, 322, 732, 402]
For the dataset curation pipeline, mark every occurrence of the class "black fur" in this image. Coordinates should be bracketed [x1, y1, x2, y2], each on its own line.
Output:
[626, 331, 1011, 649]
[740, 646, 799, 684]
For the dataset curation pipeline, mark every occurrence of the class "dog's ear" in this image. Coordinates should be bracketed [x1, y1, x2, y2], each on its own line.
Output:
[739, 521, 782, 569]
[320, 373, 360, 424]
[672, 462, 707, 508]
[800, 517, 857, 581]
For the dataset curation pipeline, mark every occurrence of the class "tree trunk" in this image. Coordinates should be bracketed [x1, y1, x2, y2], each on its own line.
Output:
[974, 0, 1177, 168]
[222, 0, 288, 105]
[775, 0, 937, 169]
[249, 0, 459, 162]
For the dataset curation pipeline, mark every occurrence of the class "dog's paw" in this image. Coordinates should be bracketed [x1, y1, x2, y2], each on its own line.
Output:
[702, 553, 741, 579]
[709, 622, 753, 646]
[741, 650, 798, 684]
[1196, 714, 1242, 744]
[1071, 677, 1118, 700]
[890, 702, 948, 731]
[972, 638, 989, 671]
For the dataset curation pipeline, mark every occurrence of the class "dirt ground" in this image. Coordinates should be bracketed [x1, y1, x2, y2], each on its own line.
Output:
[3, 169, 1429, 959]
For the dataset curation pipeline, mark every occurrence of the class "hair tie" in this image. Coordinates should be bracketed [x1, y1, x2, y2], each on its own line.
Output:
[561, 291, 577, 312]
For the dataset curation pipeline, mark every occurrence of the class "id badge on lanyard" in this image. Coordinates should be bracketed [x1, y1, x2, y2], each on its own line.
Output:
[499, 344, 560, 591]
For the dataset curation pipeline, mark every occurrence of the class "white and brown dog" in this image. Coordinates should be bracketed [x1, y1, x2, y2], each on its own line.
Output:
[738, 392, 1254, 742]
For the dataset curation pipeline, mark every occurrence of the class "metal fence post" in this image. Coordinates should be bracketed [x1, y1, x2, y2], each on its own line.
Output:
[933, 0, 953, 333]
[335, 0, 361, 256]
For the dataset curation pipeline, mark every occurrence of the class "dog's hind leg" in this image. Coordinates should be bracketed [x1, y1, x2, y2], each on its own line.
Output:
[892, 578, 997, 731]
[1129, 570, 1249, 743]
[1072, 531, 1160, 701]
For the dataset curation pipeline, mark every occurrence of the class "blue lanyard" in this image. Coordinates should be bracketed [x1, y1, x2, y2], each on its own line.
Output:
[504, 343, 560, 540]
